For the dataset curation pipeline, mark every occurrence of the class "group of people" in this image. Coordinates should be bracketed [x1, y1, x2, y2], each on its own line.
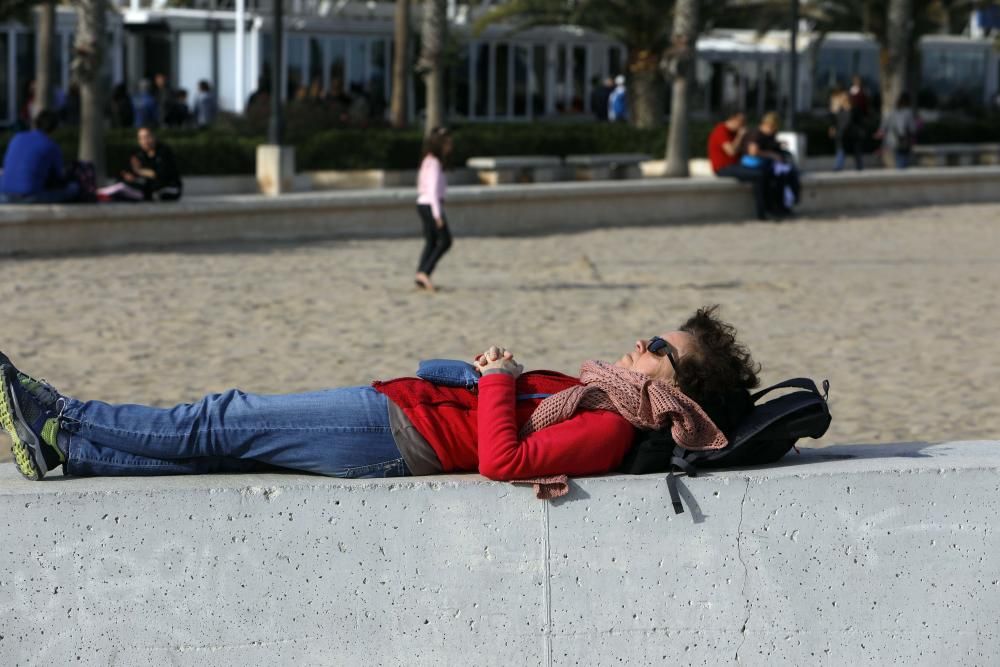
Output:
[0, 110, 183, 204]
[246, 75, 384, 127]
[589, 75, 629, 123]
[113, 74, 218, 130]
[708, 110, 802, 221]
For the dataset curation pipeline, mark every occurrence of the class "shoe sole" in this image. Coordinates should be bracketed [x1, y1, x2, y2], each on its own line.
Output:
[0, 366, 45, 480]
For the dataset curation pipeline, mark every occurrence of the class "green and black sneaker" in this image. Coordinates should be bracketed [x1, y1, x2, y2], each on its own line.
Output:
[0, 351, 60, 412]
[0, 364, 65, 480]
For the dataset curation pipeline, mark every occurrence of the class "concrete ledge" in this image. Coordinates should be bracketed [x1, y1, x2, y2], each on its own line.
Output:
[1, 440, 998, 664]
[1, 166, 999, 255]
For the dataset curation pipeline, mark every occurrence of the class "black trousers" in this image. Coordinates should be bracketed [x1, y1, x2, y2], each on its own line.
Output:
[416, 204, 452, 276]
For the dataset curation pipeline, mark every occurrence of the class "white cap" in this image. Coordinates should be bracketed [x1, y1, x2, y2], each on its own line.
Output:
[614, 75, 626, 86]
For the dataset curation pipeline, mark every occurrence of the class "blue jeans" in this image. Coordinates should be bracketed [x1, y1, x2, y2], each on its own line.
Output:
[59, 386, 410, 478]
[0, 182, 80, 204]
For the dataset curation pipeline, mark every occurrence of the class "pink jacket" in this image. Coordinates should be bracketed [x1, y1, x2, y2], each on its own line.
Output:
[416, 155, 447, 220]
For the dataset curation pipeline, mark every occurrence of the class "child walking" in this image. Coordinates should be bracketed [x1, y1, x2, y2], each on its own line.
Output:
[414, 127, 453, 291]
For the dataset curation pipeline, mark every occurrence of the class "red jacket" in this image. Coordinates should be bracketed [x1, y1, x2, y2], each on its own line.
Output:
[372, 371, 636, 480]
[708, 122, 739, 173]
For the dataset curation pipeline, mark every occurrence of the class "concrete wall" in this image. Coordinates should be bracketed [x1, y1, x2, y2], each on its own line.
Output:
[1, 167, 999, 256]
[0, 440, 997, 665]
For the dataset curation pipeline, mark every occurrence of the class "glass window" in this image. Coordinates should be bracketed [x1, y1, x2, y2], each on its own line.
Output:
[308, 37, 323, 97]
[260, 33, 272, 92]
[571, 44, 586, 113]
[369, 38, 387, 118]
[0, 32, 8, 124]
[531, 44, 547, 116]
[474, 43, 489, 116]
[286, 35, 306, 99]
[451, 44, 470, 117]
[16, 32, 36, 124]
[349, 38, 367, 93]
[513, 45, 529, 117]
[495, 43, 509, 117]
[328, 37, 346, 95]
[608, 46, 622, 77]
[920, 46, 987, 109]
[555, 45, 567, 111]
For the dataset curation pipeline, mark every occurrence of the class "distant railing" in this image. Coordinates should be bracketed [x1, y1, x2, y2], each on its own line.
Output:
[113, 0, 477, 15]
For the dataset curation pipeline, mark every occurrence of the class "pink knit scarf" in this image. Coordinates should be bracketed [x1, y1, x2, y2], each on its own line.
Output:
[519, 360, 727, 451]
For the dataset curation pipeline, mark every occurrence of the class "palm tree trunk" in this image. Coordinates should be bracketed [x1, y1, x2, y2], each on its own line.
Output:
[73, 0, 108, 180]
[881, 0, 912, 117]
[35, 1, 56, 113]
[664, 0, 699, 177]
[630, 62, 663, 129]
[390, 0, 410, 128]
[417, 0, 446, 135]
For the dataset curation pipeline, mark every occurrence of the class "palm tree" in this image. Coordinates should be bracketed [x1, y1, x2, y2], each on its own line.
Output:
[663, 0, 699, 176]
[417, 0, 447, 135]
[36, 2, 57, 113]
[72, 0, 108, 180]
[882, 0, 914, 116]
[1, 0, 57, 114]
[390, 0, 411, 128]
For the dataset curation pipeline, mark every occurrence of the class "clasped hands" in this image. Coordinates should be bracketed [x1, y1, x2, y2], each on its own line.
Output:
[474, 345, 524, 378]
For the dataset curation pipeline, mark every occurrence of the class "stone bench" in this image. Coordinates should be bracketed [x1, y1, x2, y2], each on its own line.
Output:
[1, 440, 997, 664]
[2, 166, 1000, 256]
[564, 153, 652, 180]
[913, 143, 1000, 167]
[466, 155, 563, 186]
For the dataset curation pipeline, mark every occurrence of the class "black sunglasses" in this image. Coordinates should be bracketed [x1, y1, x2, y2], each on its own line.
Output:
[647, 336, 679, 373]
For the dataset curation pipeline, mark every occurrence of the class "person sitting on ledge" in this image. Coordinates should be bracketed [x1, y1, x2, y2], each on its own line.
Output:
[97, 126, 182, 202]
[0, 110, 79, 204]
[0, 306, 759, 483]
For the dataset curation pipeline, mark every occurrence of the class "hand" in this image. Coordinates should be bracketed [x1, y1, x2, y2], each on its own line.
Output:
[474, 345, 523, 378]
[435, 217, 445, 230]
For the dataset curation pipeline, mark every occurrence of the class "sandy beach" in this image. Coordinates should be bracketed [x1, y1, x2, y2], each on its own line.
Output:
[1, 201, 998, 465]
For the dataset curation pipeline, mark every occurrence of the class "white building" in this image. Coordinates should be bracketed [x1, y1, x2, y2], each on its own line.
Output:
[2, 1, 998, 127]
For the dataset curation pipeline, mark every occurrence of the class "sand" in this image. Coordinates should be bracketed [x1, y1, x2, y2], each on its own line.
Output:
[1, 201, 998, 464]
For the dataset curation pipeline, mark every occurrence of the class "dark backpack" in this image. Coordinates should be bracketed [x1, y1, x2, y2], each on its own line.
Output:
[618, 378, 832, 514]
[65, 160, 98, 203]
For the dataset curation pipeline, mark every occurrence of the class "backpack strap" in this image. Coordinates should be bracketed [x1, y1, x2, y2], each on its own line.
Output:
[666, 455, 698, 515]
[750, 378, 829, 403]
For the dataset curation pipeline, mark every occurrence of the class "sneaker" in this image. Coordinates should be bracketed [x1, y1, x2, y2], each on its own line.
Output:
[0, 351, 60, 411]
[0, 364, 64, 480]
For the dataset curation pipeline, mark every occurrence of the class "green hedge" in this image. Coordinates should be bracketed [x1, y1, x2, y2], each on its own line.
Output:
[3, 115, 998, 176]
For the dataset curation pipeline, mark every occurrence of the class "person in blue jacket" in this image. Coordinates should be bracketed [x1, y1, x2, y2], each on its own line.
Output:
[608, 75, 628, 122]
[0, 110, 79, 204]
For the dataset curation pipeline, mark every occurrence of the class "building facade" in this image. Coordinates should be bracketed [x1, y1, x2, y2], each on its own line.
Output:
[2, 1, 998, 128]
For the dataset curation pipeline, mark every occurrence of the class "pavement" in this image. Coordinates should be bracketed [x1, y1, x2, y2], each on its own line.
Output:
[1, 201, 998, 464]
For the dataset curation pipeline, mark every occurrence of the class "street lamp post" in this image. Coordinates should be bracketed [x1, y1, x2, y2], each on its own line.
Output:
[256, 0, 293, 195]
[787, 0, 799, 130]
[269, 0, 284, 145]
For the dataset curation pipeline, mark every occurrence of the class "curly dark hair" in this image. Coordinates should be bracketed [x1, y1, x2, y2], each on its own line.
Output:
[674, 305, 761, 434]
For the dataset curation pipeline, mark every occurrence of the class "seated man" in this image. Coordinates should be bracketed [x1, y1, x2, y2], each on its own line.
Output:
[707, 109, 770, 221]
[0, 110, 79, 204]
